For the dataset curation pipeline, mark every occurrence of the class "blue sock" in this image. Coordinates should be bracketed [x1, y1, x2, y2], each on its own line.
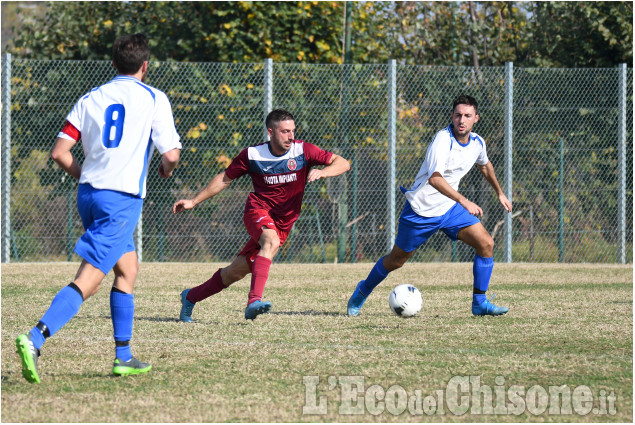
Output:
[359, 257, 390, 296]
[29, 284, 84, 350]
[110, 289, 134, 362]
[473, 254, 494, 305]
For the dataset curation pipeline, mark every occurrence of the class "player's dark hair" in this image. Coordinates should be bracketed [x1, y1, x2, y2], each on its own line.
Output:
[266, 109, 295, 130]
[112, 33, 150, 75]
[452, 95, 479, 115]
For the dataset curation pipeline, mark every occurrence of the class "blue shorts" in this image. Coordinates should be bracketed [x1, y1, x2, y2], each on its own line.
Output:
[395, 201, 480, 253]
[75, 184, 142, 274]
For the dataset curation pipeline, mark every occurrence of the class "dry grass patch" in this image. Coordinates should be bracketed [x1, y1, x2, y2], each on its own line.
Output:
[2, 262, 632, 422]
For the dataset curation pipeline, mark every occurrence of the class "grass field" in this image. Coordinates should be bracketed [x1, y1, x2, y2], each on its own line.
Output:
[1, 262, 632, 422]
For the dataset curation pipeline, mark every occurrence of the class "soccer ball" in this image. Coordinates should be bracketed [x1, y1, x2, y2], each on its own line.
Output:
[388, 284, 423, 317]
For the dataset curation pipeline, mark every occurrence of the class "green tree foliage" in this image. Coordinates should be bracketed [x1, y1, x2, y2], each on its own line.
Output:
[349, 1, 632, 68]
[4, 1, 631, 262]
[528, 1, 633, 67]
[9, 1, 345, 63]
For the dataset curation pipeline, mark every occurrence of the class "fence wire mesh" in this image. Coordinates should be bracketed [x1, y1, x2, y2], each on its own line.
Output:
[2, 58, 632, 263]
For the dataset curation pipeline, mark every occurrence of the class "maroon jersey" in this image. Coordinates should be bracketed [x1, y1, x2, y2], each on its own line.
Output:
[225, 140, 333, 228]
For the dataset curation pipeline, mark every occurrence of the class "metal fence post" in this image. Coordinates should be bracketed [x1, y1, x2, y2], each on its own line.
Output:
[387, 60, 396, 252]
[504, 62, 513, 263]
[135, 213, 143, 263]
[617, 63, 626, 264]
[263, 58, 273, 142]
[2, 53, 11, 263]
[558, 138, 564, 263]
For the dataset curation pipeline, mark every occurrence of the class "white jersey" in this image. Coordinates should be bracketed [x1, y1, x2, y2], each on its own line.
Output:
[59, 75, 181, 198]
[403, 124, 489, 217]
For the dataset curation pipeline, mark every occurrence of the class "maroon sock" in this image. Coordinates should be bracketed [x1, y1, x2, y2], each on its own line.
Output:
[187, 269, 225, 303]
[248, 256, 272, 305]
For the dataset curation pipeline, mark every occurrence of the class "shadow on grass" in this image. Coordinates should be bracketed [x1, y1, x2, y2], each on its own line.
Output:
[91, 314, 185, 323]
[270, 310, 344, 317]
[134, 316, 183, 323]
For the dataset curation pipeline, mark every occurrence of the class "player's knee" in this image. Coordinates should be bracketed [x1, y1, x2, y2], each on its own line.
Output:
[384, 255, 406, 271]
[119, 265, 138, 283]
[130, 261, 140, 280]
[479, 235, 494, 256]
[260, 237, 280, 256]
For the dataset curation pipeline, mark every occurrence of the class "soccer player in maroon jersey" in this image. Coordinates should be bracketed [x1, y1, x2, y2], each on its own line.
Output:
[173, 109, 350, 320]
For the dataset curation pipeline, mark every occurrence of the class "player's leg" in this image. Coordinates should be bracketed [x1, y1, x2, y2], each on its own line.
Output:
[16, 260, 104, 383]
[347, 245, 415, 317]
[456, 222, 508, 316]
[109, 250, 151, 376]
[348, 202, 436, 316]
[245, 227, 280, 320]
[248, 227, 279, 304]
[179, 255, 251, 322]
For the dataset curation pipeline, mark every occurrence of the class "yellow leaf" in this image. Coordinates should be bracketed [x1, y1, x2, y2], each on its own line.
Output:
[219, 84, 233, 97]
[103, 20, 113, 28]
[216, 154, 232, 168]
[218, 114, 225, 120]
[187, 129, 201, 139]
[223, 23, 231, 29]
[199, 122, 207, 130]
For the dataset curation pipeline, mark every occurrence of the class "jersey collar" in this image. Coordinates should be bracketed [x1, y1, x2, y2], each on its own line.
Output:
[449, 124, 471, 147]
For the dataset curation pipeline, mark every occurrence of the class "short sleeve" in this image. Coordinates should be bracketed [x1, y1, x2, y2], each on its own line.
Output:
[424, 133, 451, 176]
[476, 141, 489, 166]
[151, 92, 182, 154]
[302, 141, 333, 166]
[224, 149, 249, 180]
[64, 96, 84, 131]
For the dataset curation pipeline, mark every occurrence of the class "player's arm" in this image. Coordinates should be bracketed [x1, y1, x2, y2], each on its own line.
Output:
[477, 161, 512, 213]
[51, 137, 81, 180]
[158, 148, 181, 179]
[307, 154, 350, 183]
[172, 171, 234, 213]
[428, 172, 483, 216]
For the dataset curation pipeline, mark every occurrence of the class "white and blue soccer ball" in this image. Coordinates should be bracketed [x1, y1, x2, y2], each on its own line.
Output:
[388, 284, 423, 317]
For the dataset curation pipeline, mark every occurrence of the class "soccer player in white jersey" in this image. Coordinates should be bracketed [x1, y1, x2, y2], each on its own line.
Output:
[347, 95, 512, 317]
[15, 34, 182, 383]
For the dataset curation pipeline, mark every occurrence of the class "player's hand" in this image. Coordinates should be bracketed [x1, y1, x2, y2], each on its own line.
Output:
[158, 163, 172, 179]
[173, 199, 195, 214]
[499, 194, 512, 213]
[307, 169, 325, 183]
[460, 199, 483, 217]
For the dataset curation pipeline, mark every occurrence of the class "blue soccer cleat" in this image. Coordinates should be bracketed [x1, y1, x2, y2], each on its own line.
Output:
[347, 281, 369, 317]
[472, 295, 509, 316]
[244, 300, 272, 320]
[180, 289, 195, 322]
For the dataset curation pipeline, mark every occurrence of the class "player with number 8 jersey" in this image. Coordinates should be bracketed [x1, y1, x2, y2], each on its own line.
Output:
[15, 33, 181, 384]
[62, 72, 178, 197]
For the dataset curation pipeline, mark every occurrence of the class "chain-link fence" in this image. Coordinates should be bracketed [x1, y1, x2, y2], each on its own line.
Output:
[1, 56, 632, 264]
